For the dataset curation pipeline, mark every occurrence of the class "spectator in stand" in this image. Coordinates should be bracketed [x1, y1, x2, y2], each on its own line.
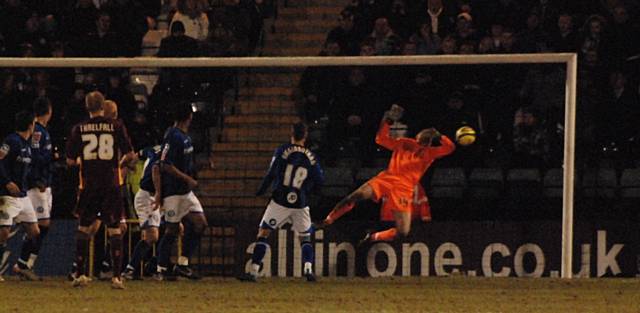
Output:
[549, 13, 578, 52]
[158, 21, 198, 57]
[127, 110, 159, 151]
[387, 0, 412, 40]
[327, 9, 360, 56]
[105, 70, 136, 128]
[359, 38, 375, 56]
[410, 23, 441, 55]
[298, 39, 345, 121]
[454, 12, 478, 42]
[170, 0, 209, 42]
[500, 30, 517, 53]
[459, 41, 475, 54]
[477, 36, 495, 54]
[0, 71, 23, 137]
[244, 0, 267, 55]
[606, 5, 640, 66]
[511, 106, 550, 169]
[0, 0, 30, 56]
[597, 71, 640, 147]
[62, 83, 87, 135]
[103, 0, 152, 57]
[63, 0, 99, 55]
[579, 15, 607, 57]
[22, 13, 52, 57]
[489, 22, 505, 51]
[438, 35, 457, 54]
[210, 0, 251, 56]
[526, 0, 559, 34]
[516, 10, 550, 53]
[419, 0, 455, 37]
[83, 11, 124, 57]
[328, 68, 379, 158]
[367, 17, 399, 55]
[434, 91, 483, 169]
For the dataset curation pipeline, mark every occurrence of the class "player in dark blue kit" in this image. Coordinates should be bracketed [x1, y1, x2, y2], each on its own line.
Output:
[0, 111, 40, 282]
[11, 97, 54, 280]
[239, 122, 324, 282]
[122, 145, 162, 279]
[155, 102, 206, 280]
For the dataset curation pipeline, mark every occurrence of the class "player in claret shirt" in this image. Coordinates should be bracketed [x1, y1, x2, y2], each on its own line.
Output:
[66, 91, 135, 289]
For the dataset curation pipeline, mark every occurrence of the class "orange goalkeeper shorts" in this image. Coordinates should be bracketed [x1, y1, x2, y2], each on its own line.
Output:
[367, 172, 413, 213]
[380, 184, 431, 222]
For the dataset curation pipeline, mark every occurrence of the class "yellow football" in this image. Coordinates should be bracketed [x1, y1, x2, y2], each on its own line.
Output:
[455, 126, 476, 146]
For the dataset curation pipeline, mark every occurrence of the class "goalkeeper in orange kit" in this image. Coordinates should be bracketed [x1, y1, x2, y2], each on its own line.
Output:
[321, 105, 455, 243]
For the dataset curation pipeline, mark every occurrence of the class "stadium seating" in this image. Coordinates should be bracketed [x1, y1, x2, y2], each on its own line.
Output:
[581, 168, 617, 199]
[428, 167, 466, 220]
[429, 167, 466, 199]
[505, 168, 543, 219]
[467, 168, 504, 220]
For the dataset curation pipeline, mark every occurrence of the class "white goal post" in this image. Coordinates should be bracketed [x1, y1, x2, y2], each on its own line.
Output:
[0, 53, 578, 278]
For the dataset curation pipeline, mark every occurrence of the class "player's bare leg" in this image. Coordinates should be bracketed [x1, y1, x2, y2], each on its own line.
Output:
[106, 226, 125, 289]
[174, 212, 207, 280]
[238, 228, 272, 282]
[13, 222, 41, 281]
[322, 183, 375, 226]
[364, 210, 412, 244]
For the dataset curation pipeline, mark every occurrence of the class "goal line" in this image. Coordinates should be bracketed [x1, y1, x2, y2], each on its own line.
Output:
[0, 53, 578, 278]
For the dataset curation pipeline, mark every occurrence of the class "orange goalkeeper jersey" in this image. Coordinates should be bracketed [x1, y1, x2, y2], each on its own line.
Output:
[375, 121, 455, 189]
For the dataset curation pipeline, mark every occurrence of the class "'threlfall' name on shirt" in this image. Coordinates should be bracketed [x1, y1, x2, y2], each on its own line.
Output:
[80, 123, 114, 133]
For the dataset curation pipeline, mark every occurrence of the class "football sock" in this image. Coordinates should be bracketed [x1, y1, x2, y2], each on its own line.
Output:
[109, 235, 123, 278]
[326, 202, 355, 224]
[250, 237, 268, 275]
[0, 243, 6, 262]
[181, 226, 202, 265]
[18, 236, 38, 270]
[157, 232, 177, 271]
[371, 228, 398, 242]
[75, 231, 90, 276]
[128, 240, 151, 271]
[301, 242, 313, 274]
[27, 225, 49, 268]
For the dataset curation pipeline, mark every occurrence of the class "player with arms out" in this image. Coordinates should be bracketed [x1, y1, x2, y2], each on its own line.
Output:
[321, 105, 455, 243]
[66, 91, 135, 289]
[239, 122, 324, 282]
[154, 102, 206, 281]
[0, 111, 40, 282]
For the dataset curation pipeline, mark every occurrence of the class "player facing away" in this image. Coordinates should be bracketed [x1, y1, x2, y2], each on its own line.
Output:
[238, 122, 324, 282]
[66, 91, 135, 289]
[322, 105, 455, 243]
[154, 102, 207, 281]
[11, 97, 54, 281]
[122, 145, 162, 279]
[0, 112, 41, 282]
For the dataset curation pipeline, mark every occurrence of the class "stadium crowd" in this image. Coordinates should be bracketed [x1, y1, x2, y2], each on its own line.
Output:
[0, 0, 269, 145]
[0, 0, 269, 219]
[299, 0, 640, 171]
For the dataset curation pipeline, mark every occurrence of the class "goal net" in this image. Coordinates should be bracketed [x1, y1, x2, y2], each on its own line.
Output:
[0, 54, 588, 279]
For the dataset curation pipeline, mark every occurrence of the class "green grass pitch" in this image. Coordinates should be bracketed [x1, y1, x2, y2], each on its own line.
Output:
[1, 277, 639, 313]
